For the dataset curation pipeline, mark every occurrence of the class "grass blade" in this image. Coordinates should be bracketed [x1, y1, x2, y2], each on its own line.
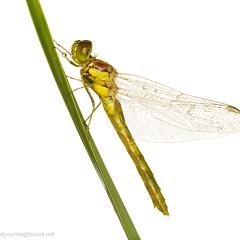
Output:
[26, 1, 141, 239]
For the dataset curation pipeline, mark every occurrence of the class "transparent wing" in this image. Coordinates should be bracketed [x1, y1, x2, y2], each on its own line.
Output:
[115, 73, 240, 142]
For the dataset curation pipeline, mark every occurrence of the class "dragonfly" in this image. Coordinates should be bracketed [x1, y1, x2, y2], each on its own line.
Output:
[55, 40, 240, 216]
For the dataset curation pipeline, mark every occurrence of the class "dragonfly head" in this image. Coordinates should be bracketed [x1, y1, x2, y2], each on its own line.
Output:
[71, 40, 92, 66]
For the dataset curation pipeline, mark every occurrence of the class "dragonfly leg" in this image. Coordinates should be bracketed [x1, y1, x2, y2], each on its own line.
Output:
[53, 39, 80, 67]
[83, 87, 101, 128]
[71, 86, 85, 93]
[66, 75, 83, 83]
[66, 75, 85, 94]
[53, 39, 71, 55]
[69, 84, 100, 127]
[66, 74, 99, 127]
[85, 101, 101, 127]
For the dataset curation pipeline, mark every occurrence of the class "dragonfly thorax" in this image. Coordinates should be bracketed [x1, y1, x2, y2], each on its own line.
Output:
[81, 58, 118, 98]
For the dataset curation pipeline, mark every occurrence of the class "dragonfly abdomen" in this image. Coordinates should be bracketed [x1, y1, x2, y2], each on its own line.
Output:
[101, 96, 169, 215]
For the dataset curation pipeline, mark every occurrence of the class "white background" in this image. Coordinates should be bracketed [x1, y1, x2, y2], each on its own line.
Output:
[1, 1, 240, 239]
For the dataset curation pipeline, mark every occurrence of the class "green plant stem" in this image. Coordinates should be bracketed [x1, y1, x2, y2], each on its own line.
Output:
[26, 1, 141, 239]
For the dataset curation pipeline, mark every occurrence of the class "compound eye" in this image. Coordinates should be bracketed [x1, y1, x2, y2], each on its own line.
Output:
[71, 40, 92, 65]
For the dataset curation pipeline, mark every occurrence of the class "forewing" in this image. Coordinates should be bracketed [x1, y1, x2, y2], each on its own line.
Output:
[115, 73, 240, 142]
